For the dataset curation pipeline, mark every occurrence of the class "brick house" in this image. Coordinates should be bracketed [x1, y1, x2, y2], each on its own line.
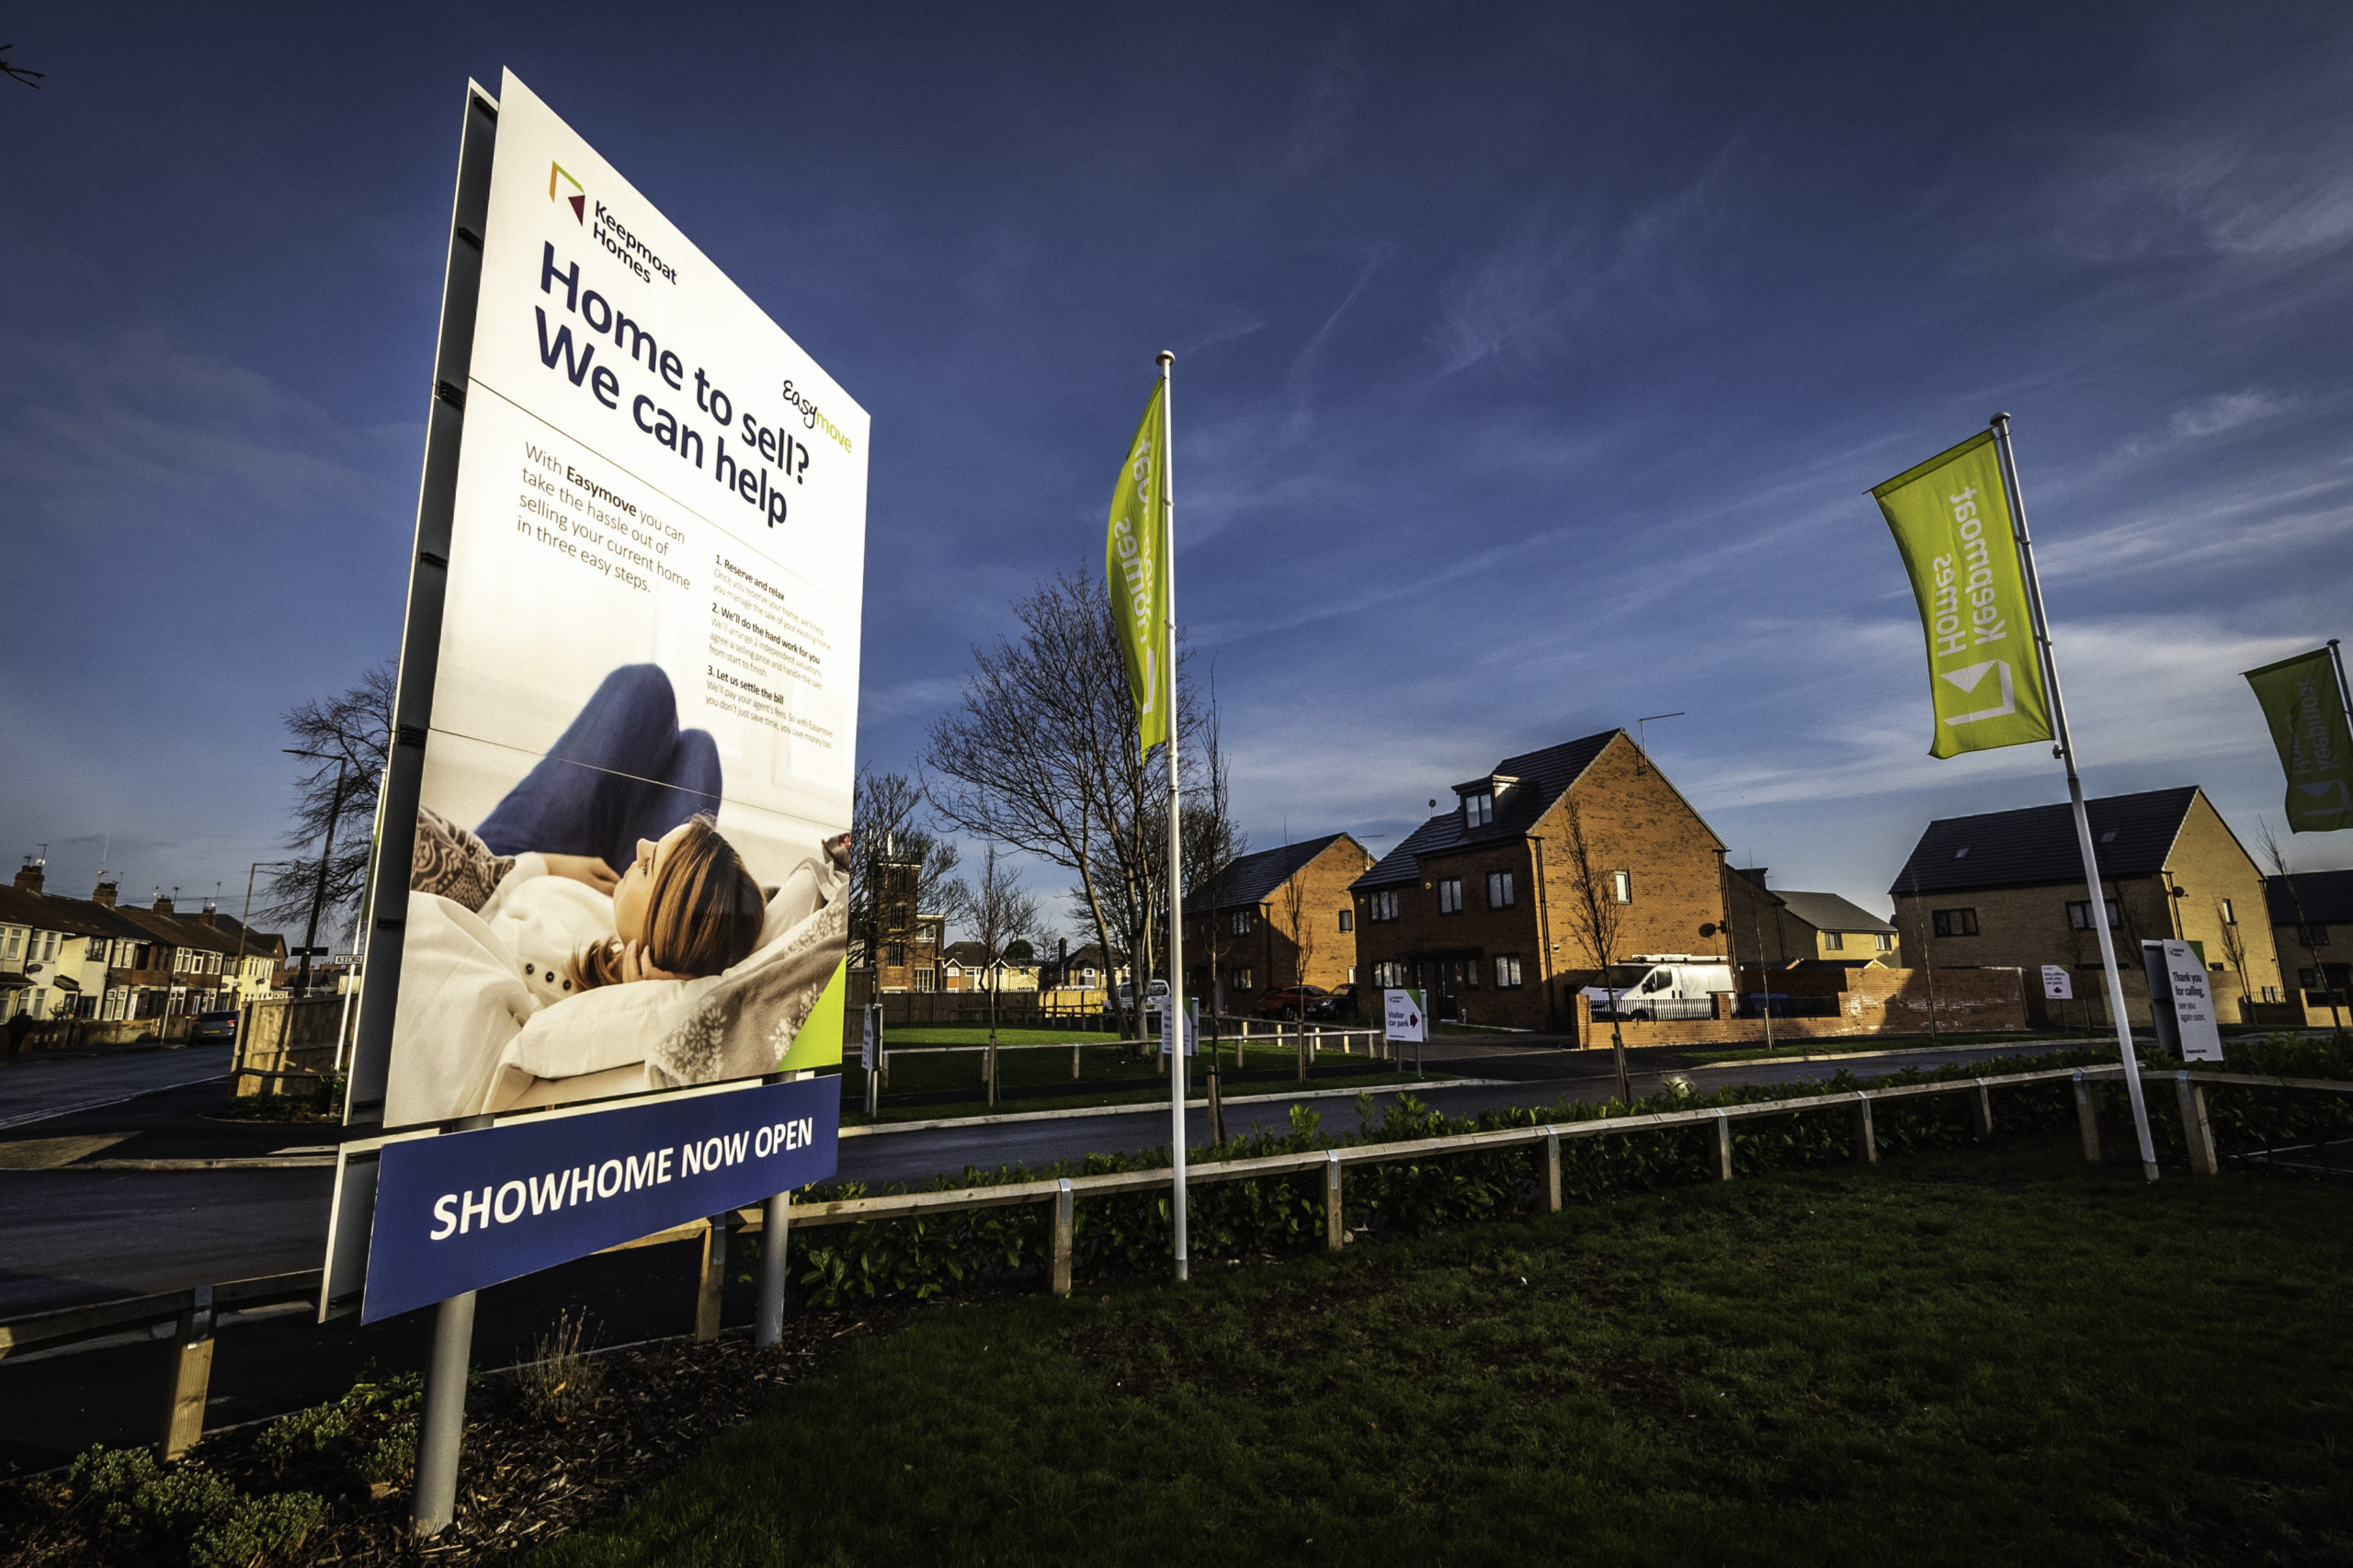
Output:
[2265, 869, 2353, 1022]
[1888, 786, 2286, 1028]
[1723, 869, 1902, 968]
[1348, 730, 1732, 1031]
[1181, 834, 1374, 1014]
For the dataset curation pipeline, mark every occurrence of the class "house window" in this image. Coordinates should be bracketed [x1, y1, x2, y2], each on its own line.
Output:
[1369, 891, 1400, 923]
[1486, 871, 1516, 909]
[1337, 909, 1353, 933]
[2299, 925, 2330, 947]
[1239, 969, 1253, 990]
[1495, 955, 1523, 988]
[2066, 900, 2120, 932]
[1347, 966, 1357, 984]
[1933, 908, 1979, 937]
[1463, 959, 1480, 988]
[1231, 911, 1252, 936]
[885, 943, 906, 965]
[1874, 933, 1893, 951]
[1463, 791, 1493, 829]
[1610, 870, 1631, 904]
[2263, 985, 2280, 1003]
[1438, 879, 1463, 915]
[1824, 931, 1845, 951]
[4, 929, 18, 958]
[2220, 899, 2236, 926]
[1372, 960, 1405, 988]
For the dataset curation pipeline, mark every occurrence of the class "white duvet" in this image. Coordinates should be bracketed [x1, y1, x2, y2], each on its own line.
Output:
[381, 853, 834, 1128]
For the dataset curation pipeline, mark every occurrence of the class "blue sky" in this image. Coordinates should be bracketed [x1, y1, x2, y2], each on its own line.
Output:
[4, 2, 2350, 933]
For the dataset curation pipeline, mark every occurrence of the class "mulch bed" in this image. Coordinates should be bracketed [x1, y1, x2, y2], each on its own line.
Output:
[1, 1310, 892, 1568]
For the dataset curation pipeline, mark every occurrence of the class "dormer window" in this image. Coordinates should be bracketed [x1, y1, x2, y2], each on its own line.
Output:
[1463, 791, 1494, 829]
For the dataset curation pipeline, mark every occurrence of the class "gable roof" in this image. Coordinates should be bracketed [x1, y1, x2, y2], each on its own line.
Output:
[1888, 787, 2201, 897]
[1770, 891, 1896, 935]
[1355, 732, 1620, 891]
[0, 884, 154, 944]
[1184, 834, 1358, 915]
[2267, 869, 2353, 926]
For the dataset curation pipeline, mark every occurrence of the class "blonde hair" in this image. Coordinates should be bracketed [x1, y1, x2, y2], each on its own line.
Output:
[568, 815, 766, 991]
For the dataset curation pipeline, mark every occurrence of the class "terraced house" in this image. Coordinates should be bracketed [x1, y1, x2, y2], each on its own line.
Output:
[1349, 730, 1732, 1031]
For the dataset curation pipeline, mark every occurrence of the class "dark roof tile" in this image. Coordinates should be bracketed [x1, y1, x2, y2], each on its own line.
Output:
[1888, 788, 2200, 897]
[1355, 732, 1618, 890]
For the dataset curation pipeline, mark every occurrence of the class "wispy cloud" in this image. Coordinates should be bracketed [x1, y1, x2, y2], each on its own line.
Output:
[2168, 388, 2288, 439]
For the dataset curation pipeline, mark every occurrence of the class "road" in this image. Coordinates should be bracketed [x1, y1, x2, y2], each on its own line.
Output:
[0, 1043, 233, 1131]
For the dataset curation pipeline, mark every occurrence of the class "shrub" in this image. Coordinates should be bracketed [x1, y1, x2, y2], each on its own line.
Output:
[66, 1443, 238, 1544]
[187, 1490, 327, 1568]
[519, 1308, 606, 1422]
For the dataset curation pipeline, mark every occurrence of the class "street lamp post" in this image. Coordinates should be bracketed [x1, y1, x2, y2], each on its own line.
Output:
[285, 750, 353, 999]
[236, 859, 293, 1006]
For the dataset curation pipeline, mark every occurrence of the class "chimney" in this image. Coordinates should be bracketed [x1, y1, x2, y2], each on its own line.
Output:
[14, 860, 42, 893]
[92, 881, 118, 907]
[1736, 867, 1769, 889]
[153, 892, 175, 915]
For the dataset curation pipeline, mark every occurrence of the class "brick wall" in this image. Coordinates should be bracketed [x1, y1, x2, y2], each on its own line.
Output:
[1566, 965, 2028, 1046]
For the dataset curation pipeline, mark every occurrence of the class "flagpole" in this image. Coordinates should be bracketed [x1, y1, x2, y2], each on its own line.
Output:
[1159, 348, 1188, 1281]
[1990, 412, 2159, 1182]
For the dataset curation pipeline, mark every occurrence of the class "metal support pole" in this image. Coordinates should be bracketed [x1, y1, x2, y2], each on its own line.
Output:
[1324, 1150, 1344, 1251]
[756, 1190, 791, 1347]
[1544, 1130, 1562, 1212]
[1851, 1093, 1878, 1164]
[1713, 1109, 1734, 1181]
[1158, 349, 1188, 1286]
[1968, 1080, 1994, 1142]
[161, 1285, 214, 1460]
[411, 1290, 476, 1535]
[1991, 414, 2158, 1182]
[2175, 1073, 2219, 1176]
[1051, 1178, 1074, 1295]
[2072, 1072, 2104, 1164]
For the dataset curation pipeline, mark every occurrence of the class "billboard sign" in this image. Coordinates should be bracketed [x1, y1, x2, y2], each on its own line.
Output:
[374, 71, 864, 1132]
[328, 71, 864, 1317]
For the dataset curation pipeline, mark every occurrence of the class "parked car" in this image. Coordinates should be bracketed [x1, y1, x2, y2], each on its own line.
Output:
[1253, 983, 1328, 1020]
[1311, 983, 1357, 1020]
[189, 1009, 241, 1044]
[1580, 960, 1732, 1022]
[1114, 978, 1170, 1011]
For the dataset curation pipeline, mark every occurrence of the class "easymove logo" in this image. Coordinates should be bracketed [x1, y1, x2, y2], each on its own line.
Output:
[550, 162, 585, 224]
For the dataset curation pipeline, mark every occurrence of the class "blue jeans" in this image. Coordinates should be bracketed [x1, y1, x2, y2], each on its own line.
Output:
[476, 665, 722, 877]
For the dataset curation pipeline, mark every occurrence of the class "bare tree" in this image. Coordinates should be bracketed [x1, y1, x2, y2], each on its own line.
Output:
[1279, 839, 1320, 1083]
[1556, 793, 1633, 1106]
[925, 567, 1199, 1044]
[962, 844, 1040, 1105]
[264, 663, 396, 979]
[2213, 899, 2254, 1023]
[2260, 821, 2341, 1031]
[849, 769, 964, 977]
[1179, 672, 1245, 1054]
[1, 44, 43, 88]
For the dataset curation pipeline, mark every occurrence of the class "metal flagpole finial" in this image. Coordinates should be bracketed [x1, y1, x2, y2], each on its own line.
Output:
[1989, 411, 2012, 427]
[1156, 350, 1175, 368]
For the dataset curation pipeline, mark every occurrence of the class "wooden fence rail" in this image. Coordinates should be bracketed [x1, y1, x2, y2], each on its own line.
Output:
[9, 1064, 2347, 1460]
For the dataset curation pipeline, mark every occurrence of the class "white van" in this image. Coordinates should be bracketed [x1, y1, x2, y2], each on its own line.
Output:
[1581, 958, 1733, 1022]
[1115, 978, 1171, 1011]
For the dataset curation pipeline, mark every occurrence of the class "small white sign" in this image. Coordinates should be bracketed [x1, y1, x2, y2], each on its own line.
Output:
[2040, 964, 2073, 1001]
[1383, 988, 1426, 1043]
[1157, 999, 1197, 1057]
[859, 1006, 876, 1072]
[2155, 940, 2224, 1062]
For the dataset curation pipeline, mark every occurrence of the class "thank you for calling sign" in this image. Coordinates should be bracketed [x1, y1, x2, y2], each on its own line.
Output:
[363, 1076, 836, 1322]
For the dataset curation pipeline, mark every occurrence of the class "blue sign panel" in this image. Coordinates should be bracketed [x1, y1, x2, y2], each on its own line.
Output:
[363, 1076, 836, 1323]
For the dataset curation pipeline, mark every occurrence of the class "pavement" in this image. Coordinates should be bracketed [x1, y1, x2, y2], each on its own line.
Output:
[0, 1029, 2088, 1468]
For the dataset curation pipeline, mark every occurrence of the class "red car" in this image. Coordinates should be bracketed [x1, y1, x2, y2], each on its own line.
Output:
[1252, 984, 1328, 1020]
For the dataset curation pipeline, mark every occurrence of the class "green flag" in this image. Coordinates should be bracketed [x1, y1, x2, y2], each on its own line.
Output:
[1871, 430, 2053, 757]
[1106, 385, 1169, 756]
[2244, 648, 2353, 833]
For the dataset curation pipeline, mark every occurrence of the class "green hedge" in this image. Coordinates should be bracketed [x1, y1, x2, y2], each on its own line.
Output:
[778, 1036, 2353, 1307]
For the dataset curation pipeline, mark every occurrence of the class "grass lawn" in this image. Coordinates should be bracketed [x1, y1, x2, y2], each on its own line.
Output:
[534, 1134, 2353, 1567]
[837, 1031, 1434, 1125]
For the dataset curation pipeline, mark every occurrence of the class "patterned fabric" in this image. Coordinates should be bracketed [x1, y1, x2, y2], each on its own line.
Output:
[410, 807, 517, 914]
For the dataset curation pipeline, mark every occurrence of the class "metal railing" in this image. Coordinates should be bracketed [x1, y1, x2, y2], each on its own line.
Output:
[7, 1063, 2343, 1460]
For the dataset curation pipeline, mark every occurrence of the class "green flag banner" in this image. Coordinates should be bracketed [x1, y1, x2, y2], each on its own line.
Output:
[1871, 431, 2053, 758]
[2244, 648, 2353, 833]
[1106, 385, 1169, 756]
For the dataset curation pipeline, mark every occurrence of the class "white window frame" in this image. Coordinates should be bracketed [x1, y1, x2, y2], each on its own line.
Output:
[1463, 791, 1494, 829]
[1610, 870, 1631, 905]
[1486, 870, 1515, 910]
[1438, 879, 1463, 915]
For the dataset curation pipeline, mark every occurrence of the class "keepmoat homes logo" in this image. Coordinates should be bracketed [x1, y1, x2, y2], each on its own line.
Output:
[547, 161, 677, 286]
[549, 161, 585, 222]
